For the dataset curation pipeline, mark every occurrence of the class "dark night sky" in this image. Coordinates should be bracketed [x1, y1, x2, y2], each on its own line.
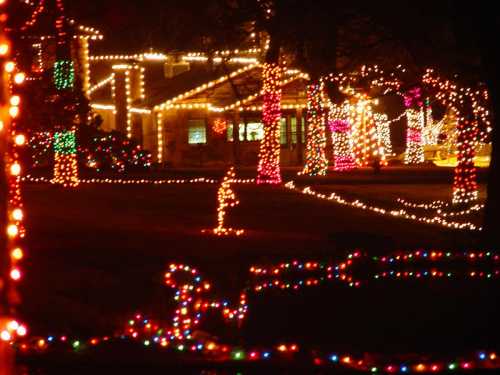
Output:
[64, 0, 210, 54]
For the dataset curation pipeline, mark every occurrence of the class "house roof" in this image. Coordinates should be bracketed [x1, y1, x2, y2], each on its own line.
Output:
[89, 55, 309, 113]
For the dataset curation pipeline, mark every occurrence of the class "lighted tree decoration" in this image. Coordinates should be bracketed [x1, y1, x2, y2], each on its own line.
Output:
[50, 0, 80, 187]
[374, 113, 393, 156]
[348, 94, 387, 167]
[203, 167, 244, 236]
[321, 66, 401, 168]
[301, 83, 328, 176]
[423, 69, 491, 205]
[0, 7, 28, 366]
[256, 63, 282, 184]
[403, 87, 425, 164]
[328, 104, 356, 171]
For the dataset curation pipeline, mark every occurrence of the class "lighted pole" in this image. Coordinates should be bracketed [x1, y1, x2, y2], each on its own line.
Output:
[0, 4, 14, 372]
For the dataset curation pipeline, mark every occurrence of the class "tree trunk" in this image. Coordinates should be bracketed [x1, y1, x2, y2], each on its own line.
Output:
[301, 82, 328, 176]
[256, 35, 282, 184]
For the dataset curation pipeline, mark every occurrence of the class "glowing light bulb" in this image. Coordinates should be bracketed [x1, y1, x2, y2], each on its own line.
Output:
[11, 247, 23, 260]
[10, 162, 21, 175]
[14, 72, 25, 84]
[0, 330, 11, 342]
[5, 61, 15, 72]
[10, 95, 20, 106]
[0, 43, 9, 56]
[10, 268, 21, 280]
[7, 224, 18, 237]
[12, 208, 23, 221]
[15, 134, 26, 145]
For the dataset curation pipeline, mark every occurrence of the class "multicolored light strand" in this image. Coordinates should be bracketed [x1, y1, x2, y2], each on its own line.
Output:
[256, 63, 282, 185]
[13, 251, 500, 373]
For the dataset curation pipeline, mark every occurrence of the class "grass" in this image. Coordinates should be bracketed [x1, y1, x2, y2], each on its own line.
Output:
[17, 172, 497, 372]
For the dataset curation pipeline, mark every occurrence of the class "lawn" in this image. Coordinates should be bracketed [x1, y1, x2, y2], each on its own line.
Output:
[17, 171, 497, 372]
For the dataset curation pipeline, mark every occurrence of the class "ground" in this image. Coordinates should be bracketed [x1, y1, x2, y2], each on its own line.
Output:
[17, 167, 498, 372]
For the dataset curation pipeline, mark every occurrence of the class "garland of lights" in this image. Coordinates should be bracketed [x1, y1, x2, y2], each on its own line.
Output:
[256, 63, 282, 184]
[0, 9, 29, 344]
[301, 83, 328, 176]
[202, 167, 244, 236]
[422, 70, 490, 205]
[13, 251, 500, 373]
[52, 130, 79, 187]
[284, 181, 481, 231]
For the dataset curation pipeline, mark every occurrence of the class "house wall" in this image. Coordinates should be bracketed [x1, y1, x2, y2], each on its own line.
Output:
[156, 108, 307, 167]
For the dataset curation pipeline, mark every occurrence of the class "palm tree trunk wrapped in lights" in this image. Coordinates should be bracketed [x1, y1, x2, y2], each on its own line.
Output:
[256, 63, 282, 184]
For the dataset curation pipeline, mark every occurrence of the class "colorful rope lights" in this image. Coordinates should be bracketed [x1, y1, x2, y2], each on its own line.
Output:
[301, 83, 328, 176]
[1, 4, 28, 343]
[202, 167, 244, 236]
[256, 63, 282, 185]
[13, 251, 500, 373]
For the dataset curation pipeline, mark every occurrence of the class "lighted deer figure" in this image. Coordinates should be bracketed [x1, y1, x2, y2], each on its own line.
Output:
[203, 167, 244, 236]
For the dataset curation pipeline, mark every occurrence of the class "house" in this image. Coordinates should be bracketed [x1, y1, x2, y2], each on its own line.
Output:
[89, 51, 310, 167]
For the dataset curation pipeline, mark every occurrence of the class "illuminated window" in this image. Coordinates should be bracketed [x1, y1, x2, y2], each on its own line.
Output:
[291, 117, 298, 144]
[188, 119, 207, 144]
[226, 124, 245, 142]
[246, 122, 264, 141]
[280, 118, 287, 144]
[227, 122, 264, 142]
